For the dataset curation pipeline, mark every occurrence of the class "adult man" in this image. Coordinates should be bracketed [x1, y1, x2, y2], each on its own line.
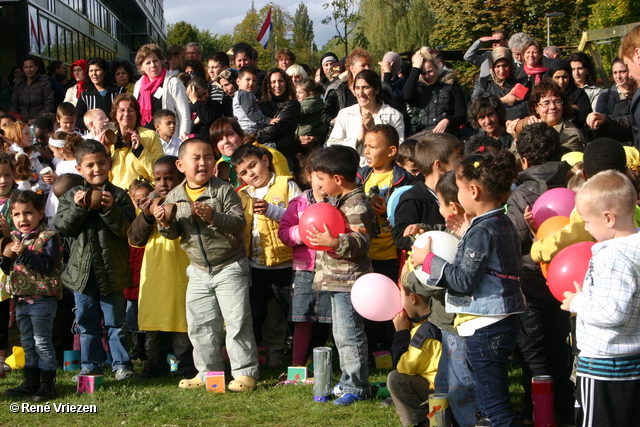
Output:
[464, 29, 509, 78]
[544, 46, 562, 60]
[166, 44, 185, 77]
[508, 32, 532, 69]
[276, 48, 295, 71]
[185, 42, 203, 61]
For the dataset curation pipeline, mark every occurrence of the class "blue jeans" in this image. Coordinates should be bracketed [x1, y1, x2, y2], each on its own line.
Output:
[16, 296, 57, 371]
[331, 291, 369, 397]
[465, 315, 519, 427]
[435, 329, 477, 427]
[74, 273, 132, 373]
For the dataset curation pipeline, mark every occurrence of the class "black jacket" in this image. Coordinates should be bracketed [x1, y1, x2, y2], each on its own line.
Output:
[593, 90, 640, 148]
[256, 97, 301, 160]
[506, 161, 571, 303]
[470, 75, 531, 121]
[190, 100, 223, 141]
[75, 85, 125, 130]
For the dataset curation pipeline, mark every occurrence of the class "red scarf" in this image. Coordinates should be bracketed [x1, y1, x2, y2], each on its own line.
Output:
[523, 64, 548, 84]
[71, 59, 87, 99]
[138, 68, 167, 126]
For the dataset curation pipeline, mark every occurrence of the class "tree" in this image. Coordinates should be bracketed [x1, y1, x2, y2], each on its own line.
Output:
[167, 21, 233, 60]
[292, 3, 317, 66]
[167, 22, 199, 47]
[322, 0, 362, 57]
[588, 0, 640, 30]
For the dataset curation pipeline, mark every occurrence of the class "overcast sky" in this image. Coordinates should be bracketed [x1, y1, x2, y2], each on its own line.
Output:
[163, 0, 335, 48]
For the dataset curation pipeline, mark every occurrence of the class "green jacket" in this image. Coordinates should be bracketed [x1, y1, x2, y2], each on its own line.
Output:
[158, 177, 246, 273]
[55, 180, 135, 295]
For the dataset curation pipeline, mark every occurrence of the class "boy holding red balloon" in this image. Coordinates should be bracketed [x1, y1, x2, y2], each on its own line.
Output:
[561, 170, 640, 427]
[307, 145, 375, 406]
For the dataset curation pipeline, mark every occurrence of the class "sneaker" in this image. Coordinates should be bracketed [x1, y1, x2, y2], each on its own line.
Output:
[72, 367, 95, 383]
[332, 383, 344, 397]
[114, 368, 135, 381]
[333, 393, 364, 406]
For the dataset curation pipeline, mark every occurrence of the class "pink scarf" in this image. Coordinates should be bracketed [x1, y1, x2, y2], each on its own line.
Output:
[138, 67, 167, 126]
[523, 64, 548, 84]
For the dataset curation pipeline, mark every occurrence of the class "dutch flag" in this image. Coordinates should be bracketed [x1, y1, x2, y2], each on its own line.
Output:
[257, 7, 272, 49]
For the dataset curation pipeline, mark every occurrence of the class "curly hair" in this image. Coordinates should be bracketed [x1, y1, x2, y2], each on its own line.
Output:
[527, 79, 573, 121]
[457, 149, 519, 203]
[568, 52, 597, 86]
[261, 68, 295, 103]
[516, 122, 562, 166]
[468, 94, 507, 129]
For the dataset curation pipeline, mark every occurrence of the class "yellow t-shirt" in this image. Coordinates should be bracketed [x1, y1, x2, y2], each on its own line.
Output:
[185, 184, 207, 203]
[365, 170, 396, 260]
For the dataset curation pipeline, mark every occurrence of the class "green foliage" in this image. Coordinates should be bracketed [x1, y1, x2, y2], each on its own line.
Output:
[321, 0, 363, 58]
[167, 21, 199, 47]
[292, 3, 318, 67]
[167, 21, 232, 59]
[588, 0, 640, 30]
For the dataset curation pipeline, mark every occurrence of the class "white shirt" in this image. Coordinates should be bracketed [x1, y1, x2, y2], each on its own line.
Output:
[160, 135, 182, 157]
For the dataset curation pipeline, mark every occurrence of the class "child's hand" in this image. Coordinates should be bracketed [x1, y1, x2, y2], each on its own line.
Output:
[401, 259, 409, 277]
[269, 117, 280, 125]
[307, 224, 339, 250]
[410, 237, 431, 269]
[0, 214, 11, 238]
[253, 198, 269, 215]
[139, 197, 153, 218]
[41, 170, 57, 185]
[101, 191, 114, 212]
[154, 205, 170, 227]
[11, 241, 24, 256]
[524, 205, 538, 235]
[349, 225, 368, 234]
[392, 310, 411, 331]
[371, 196, 387, 216]
[446, 213, 470, 238]
[74, 190, 87, 208]
[194, 201, 214, 224]
[561, 281, 582, 311]
[403, 223, 425, 237]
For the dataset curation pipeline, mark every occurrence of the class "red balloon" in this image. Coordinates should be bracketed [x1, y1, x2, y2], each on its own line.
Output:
[547, 241, 595, 302]
[299, 202, 347, 251]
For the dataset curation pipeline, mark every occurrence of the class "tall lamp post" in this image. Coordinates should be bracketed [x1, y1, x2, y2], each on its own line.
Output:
[546, 12, 565, 46]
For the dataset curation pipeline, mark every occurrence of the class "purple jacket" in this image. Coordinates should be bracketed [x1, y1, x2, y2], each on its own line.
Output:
[278, 190, 316, 271]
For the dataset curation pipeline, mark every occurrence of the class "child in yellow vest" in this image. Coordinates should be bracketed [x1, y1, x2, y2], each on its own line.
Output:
[231, 144, 301, 364]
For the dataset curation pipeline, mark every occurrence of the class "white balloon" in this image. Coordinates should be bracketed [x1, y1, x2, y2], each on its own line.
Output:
[412, 231, 459, 284]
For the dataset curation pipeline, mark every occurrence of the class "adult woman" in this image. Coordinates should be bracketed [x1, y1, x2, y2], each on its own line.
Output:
[318, 52, 338, 92]
[10, 55, 55, 123]
[109, 93, 164, 190]
[286, 65, 307, 84]
[133, 44, 191, 139]
[403, 47, 466, 135]
[63, 59, 87, 106]
[111, 60, 136, 93]
[218, 69, 238, 98]
[509, 80, 586, 152]
[327, 69, 404, 164]
[569, 52, 602, 111]
[595, 58, 637, 117]
[76, 57, 125, 131]
[517, 40, 548, 85]
[544, 59, 592, 128]
[468, 94, 513, 149]
[470, 47, 531, 120]
[255, 68, 301, 161]
[46, 60, 67, 106]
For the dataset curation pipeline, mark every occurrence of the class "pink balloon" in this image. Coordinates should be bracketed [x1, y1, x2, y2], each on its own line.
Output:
[531, 188, 576, 228]
[299, 202, 346, 251]
[351, 273, 403, 321]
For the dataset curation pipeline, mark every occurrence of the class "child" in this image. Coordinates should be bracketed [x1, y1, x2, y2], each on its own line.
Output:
[2, 191, 62, 401]
[396, 139, 420, 178]
[231, 144, 301, 367]
[279, 151, 332, 366]
[233, 66, 279, 134]
[153, 109, 181, 156]
[209, 117, 291, 188]
[187, 77, 223, 141]
[55, 140, 136, 380]
[33, 115, 54, 150]
[392, 133, 464, 251]
[44, 132, 82, 220]
[129, 156, 195, 379]
[411, 149, 524, 426]
[387, 272, 442, 427]
[307, 145, 375, 405]
[83, 108, 109, 141]
[155, 138, 258, 391]
[56, 102, 78, 134]
[295, 78, 327, 155]
[561, 170, 640, 427]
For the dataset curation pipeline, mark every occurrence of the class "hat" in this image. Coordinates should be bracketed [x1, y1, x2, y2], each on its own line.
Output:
[490, 47, 513, 69]
[321, 52, 338, 66]
[382, 51, 402, 78]
[401, 270, 444, 298]
[561, 151, 583, 166]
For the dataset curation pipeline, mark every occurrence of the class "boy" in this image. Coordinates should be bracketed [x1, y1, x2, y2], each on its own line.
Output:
[155, 138, 258, 391]
[207, 51, 233, 117]
[56, 102, 78, 134]
[55, 140, 136, 380]
[153, 109, 181, 156]
[307, 145, 375, 405]
[0, 113, 16, 131]
[3, 191, 62, 401]
[231, 144, 301, 368]
[561, 170, 640, 427]
[396, 138, 420, 178]
[83, 108, 109, 141]
[128, 156, 195, 379]
[33, 115, 54, 148]
[392, 133, 463, 252]
[387, 269, 442, 427]
[233, 66, 278, 134]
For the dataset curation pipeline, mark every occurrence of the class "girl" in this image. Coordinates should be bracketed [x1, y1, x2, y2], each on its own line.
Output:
[278, 151, 332, 366]
[44, 132, 82, 220]
[4, 122, 46, 191]
[295, 78, 327, 159]
[411, 149, 524, 427]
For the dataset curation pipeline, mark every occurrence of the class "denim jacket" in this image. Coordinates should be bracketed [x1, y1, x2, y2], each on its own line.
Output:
[427, 207, 525, 316]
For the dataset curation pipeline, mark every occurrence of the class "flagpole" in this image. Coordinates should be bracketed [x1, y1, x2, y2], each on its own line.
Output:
[270, 4, 274, 68]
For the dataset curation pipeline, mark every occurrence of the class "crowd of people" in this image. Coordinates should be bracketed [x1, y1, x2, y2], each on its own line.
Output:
[0, 23, 639, 427]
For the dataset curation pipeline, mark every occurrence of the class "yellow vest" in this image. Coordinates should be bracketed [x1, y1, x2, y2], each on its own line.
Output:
[240, 175, 293, 266]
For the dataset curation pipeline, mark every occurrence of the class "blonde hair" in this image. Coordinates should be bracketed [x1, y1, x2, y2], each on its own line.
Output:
[286, 64, 307, 79]
[419, 46, 443, 71]
[575, 170, 636, 218]
[83, 108, 107, 130]
[619, 25, 640, 61]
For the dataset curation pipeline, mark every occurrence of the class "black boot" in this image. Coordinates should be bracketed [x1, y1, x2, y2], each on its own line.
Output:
[32, 370, 57, 402]
[4, 366, 40, 397]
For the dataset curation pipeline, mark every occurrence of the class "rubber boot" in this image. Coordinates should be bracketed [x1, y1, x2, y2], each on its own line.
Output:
[32, 370, 57, 402]
[4, 366, 40, 397]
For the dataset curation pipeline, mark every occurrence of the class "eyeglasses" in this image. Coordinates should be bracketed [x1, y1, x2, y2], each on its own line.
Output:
[117, 108, 135, 114]
[538, 100, 563, 108]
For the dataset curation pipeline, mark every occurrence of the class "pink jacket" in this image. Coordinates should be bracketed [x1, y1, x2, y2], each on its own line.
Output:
[278, 190, 316, 271]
